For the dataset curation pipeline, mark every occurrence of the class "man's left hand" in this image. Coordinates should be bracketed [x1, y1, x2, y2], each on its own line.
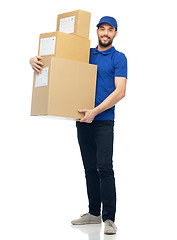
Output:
[78, 109, 97, 123]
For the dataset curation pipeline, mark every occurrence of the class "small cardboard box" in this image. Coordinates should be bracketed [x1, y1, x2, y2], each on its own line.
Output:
[38, 31, 90, 63]
[31, 57, 97, 119]
[56, 10, 91, 39]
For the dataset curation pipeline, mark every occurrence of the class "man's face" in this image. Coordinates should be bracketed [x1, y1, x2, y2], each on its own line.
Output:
[97, 23, 117, 48]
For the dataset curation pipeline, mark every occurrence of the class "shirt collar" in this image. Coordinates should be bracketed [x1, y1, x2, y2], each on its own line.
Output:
[93, 46, 116, 55]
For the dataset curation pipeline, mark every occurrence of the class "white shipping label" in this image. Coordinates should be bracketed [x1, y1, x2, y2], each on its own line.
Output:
[39, 36, 56, 56]
[59, 16, 75, 34]
[35, 67, 49, 88]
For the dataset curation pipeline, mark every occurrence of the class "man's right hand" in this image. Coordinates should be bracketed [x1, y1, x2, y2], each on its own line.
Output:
[29, 56, 44, 75]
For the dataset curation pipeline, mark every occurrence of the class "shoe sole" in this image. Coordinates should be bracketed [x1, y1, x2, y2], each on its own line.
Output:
[104, 231, 116, 235]
[71, 221, 102, 225]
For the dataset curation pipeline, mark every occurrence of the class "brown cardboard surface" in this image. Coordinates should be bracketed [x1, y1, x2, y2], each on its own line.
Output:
[31, 57, 97, 119]
[56, 10, 91, 38]
[38, 31, 90, 63]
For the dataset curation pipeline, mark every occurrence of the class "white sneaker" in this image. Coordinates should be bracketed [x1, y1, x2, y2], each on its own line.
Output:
[71, 213, 102, 225]
[104, 219, 117, 234]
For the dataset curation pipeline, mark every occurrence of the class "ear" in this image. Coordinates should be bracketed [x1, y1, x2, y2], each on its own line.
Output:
[96, 28, 98, 36]
[114, 30, 118, 38]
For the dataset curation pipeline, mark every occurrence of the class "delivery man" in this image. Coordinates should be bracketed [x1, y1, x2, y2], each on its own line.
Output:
[29, 16, 127, 235]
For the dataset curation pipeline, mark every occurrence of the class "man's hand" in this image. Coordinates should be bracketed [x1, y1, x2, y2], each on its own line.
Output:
[29, 56, 44, 75]
[78, 109, 97, 123]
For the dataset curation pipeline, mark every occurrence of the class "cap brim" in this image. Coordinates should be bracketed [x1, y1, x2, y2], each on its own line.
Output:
[96, 21, 115, 28]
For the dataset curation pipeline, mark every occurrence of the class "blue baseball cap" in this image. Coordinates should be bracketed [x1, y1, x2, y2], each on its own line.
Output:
[96, 16, 118, 30]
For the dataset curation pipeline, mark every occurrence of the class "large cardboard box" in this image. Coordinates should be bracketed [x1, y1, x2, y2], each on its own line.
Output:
[56, 10, 91, 39]
[38, 31, 90, 63]
[31, 57, 97, 119]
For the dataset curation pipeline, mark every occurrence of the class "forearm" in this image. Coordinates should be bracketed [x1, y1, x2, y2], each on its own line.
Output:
[93, 88, 125, 116]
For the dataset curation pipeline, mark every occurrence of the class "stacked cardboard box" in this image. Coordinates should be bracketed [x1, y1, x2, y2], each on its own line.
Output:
[38, 31, 90, 63]
[31, 10, 97, 120]
[56, 10, 91, 38]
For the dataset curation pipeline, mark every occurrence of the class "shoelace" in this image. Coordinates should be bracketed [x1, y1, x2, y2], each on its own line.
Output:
[80, 213, 89, 217]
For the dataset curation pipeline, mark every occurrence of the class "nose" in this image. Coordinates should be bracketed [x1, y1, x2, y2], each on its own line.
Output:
[103, 29, 108, 35]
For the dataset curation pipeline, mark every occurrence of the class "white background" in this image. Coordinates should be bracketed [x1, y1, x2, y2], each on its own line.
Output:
[0, 0, 177, 240]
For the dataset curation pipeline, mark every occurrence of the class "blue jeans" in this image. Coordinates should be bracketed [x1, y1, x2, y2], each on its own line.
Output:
[76, 120, 116, 222]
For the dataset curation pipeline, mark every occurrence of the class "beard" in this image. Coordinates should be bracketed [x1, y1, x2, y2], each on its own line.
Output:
[98, 36, 114, 48]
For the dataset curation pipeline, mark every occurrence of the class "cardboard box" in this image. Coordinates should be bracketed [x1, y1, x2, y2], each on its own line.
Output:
[56, 10, 91, 38]
[31, 57, 97, 119]
[38, 31, 90, 63]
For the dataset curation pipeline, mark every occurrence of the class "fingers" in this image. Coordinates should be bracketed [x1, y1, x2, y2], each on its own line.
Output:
[33, 62, 43, 70]
[80, 118, 92, 123]
[32, 65, 42, 74]
[79, 117, 86, 122]
[78, 109, 86, 113]
[36, 56, 43, 60]
[78, 109, 94, 123]
[30, 56, 44, 74]
[35, 60, 44, 66]
[35, 56, 44, 67]
[33, 64, 43, 74]
[78, 109, 86, 122]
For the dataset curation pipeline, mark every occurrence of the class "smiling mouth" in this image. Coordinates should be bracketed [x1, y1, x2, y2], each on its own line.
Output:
[102, 37, 110, 41]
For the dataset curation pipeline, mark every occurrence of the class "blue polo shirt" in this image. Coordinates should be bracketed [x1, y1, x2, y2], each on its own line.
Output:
[89, 46, 127, 121]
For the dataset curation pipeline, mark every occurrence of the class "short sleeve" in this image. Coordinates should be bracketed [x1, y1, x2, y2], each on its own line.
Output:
[114, 52, 127, 78]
